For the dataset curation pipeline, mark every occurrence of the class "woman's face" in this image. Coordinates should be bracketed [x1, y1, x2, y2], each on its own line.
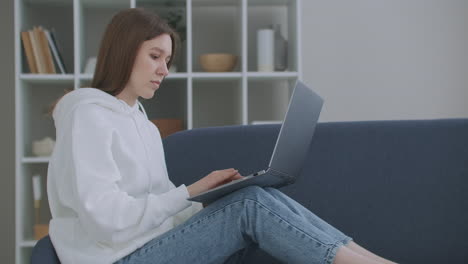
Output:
[119, 33, 172, 104]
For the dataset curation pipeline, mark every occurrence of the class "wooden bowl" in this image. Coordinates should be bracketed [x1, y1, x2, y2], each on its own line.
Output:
[199, 53, 237, 72]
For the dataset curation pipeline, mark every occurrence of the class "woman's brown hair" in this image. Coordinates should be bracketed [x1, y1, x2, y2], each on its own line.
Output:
[92, 8, 179, 96]
[49, 8, 179, 114]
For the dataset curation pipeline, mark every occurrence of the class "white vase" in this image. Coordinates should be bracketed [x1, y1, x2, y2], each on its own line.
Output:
[257, 28, 274, 72]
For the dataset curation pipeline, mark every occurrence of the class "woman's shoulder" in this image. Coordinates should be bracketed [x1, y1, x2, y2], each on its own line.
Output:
[73, 103, 114, 126]
[74, 103, 107, 115]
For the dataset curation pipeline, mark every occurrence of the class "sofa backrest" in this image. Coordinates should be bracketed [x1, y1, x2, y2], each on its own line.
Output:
[163, 119, 468, 264]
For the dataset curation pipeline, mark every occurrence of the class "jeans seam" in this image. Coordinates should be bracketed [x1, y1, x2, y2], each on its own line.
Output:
[323, 241, 343, 264]
[243, 198, 335, 247]
[341, 236, 353, 246]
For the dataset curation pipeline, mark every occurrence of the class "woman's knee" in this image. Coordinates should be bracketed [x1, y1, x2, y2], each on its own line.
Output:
[236, 186, 270, 202]
[264, 187, 281, 195]
[264, 187, 290, 200]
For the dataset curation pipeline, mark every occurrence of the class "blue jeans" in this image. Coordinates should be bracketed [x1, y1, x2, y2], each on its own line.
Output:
[115, 186, 352, 264]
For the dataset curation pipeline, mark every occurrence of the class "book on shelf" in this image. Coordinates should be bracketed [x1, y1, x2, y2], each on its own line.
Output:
[21, 26, 67, 74]
[29, 27, 45, 74]
[46, 29, 67, 74]
[38, 26, 56, 74]
[20, 31, 38, 73]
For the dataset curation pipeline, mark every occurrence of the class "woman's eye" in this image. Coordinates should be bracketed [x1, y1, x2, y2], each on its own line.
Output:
[151, 54, 159, 60]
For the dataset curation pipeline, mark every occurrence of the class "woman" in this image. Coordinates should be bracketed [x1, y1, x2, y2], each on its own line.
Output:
[47, 8, 397, 264]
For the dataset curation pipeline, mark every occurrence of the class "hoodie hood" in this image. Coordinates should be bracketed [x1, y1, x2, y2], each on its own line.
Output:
[53, 88, 147, 130]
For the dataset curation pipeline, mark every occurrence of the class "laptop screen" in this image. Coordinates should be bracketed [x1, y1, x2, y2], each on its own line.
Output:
[268, 80, 324, 177]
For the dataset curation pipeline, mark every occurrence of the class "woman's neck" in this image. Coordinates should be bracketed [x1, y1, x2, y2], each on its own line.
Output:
[116, 89, 138, 107]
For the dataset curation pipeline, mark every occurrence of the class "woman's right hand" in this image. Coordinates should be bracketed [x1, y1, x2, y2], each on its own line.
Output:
[187, 168, 244, 197]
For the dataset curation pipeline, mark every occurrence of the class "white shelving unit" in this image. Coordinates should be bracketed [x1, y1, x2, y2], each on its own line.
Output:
[14, 0, 301, 263]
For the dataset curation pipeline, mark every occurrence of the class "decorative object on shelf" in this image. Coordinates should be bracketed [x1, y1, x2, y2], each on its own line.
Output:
[199, 53, 237, 72]
[257, 28, 274, 72]
[150, 119, 184, 138]
[272, 24, 288, 71]
[32, 137, 55, 157]
[83, 56, 97, 74]
[32, 174, 48, 240]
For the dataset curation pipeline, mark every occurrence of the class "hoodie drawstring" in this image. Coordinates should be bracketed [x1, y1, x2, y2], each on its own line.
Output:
[137, 101, 148, 120]
[123, 101, 153, 195]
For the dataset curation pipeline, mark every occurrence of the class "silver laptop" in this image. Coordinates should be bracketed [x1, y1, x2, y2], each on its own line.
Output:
[188, 80, 324, 204]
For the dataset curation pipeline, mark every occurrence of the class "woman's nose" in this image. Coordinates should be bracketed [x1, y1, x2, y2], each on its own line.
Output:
[157, 62, 169, 76]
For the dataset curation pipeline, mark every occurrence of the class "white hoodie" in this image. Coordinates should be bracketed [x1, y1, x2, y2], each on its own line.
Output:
[47, 88, 203, 264]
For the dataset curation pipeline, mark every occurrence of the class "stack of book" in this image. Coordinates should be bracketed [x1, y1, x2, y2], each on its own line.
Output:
[21, 26, 67, 74]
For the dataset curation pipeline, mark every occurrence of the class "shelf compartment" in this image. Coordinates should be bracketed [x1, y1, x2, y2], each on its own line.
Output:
[19, 0, 74, 74]
[247, 0, 299, 72]
[19, 163, 51, 243]
[248, 78, 294, 124]
[192, 3, 242, 73]
[79, 1, 131, 74]
[192, 79, 243, 128]
[20, 83, 67, 157]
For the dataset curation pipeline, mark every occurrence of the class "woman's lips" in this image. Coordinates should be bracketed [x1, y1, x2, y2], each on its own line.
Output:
[150, 81, 161, 89]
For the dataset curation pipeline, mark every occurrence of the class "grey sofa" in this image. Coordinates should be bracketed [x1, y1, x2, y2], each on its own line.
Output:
[32, 119, 468, 263]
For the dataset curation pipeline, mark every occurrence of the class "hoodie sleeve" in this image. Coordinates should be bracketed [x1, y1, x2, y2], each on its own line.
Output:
[145, 121, 204, 226]
[169, 181, 204, 226]
[69, 105, 192, 245]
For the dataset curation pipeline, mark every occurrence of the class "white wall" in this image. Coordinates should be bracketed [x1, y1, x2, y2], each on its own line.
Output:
[302, 0, 468, 122]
